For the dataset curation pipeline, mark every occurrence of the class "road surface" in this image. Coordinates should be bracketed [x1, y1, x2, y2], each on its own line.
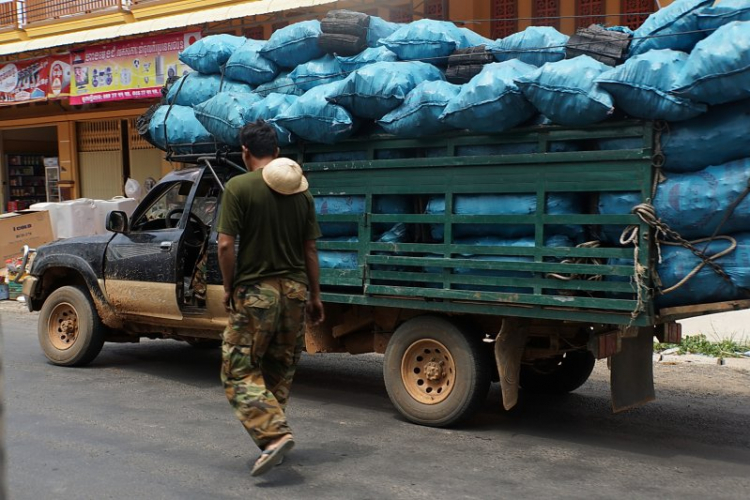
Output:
[1, 301, 749, 499]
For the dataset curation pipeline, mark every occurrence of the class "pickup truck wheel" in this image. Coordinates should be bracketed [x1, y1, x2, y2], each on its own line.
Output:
[38, 286, 105, 367]
[383, 316, 491, 427]
[520, 350, 596, 394]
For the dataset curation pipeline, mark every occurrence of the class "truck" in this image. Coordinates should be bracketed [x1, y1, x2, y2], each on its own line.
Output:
[23, 119, 721, 427]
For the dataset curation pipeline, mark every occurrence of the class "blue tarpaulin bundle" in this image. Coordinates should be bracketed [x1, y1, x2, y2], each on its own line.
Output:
[596, 49, 706, 121]
[329, 61, 444, 119]
[367, 16, 401, 47]
[272, 82, 356, 144]
[224, 39, 279, 86]
[254, 72, 303, 98]
[166, 73, 252, 107]
[673, 21, 750, 106]
[179, 34, 246, 75]
[697, 0, 750, 30]
[628, 0, 713, 57]
[440, 60, 537, 133]
[491, 27, 569, 67]
[315, 195, 411, 238]
[149, 105, 213, 153]
[379, 19, 472, 62]
[260, 20, 326, 68]
[516, 56, 615, 126]
[336, 46, 399, 73]
[289, 55, 344, 92]
[426, 193, 585, 241]
[378, 80, 461, 138]
[654, 158, 750, 239]
[661, 99, 750, 172]
[193, 92, 264, 146]
[655, 235, 750, 308]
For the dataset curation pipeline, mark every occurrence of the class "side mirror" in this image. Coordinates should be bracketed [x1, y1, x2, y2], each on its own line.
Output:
[106, 211, 129, 233]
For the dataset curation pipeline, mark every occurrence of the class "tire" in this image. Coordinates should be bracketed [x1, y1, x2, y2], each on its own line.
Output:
[383, 316, 492, 427]
[38, 286, 105, 367]
[519, 350, 596, 395]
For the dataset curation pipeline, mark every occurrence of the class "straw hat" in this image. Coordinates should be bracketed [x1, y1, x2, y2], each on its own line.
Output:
[261, 157, 309, 195]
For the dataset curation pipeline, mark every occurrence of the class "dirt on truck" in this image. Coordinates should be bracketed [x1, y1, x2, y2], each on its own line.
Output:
[20, 121, 741, 427]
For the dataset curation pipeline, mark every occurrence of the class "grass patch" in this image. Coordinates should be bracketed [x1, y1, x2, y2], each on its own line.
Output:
[655, 334, 750, 358]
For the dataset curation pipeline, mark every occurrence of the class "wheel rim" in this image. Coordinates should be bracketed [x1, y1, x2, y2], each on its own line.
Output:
[48, 302, 79, 351]
[400, 338, 456, 404]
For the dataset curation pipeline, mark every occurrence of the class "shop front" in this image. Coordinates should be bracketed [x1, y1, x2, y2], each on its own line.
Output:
[0, 30, 199, 212]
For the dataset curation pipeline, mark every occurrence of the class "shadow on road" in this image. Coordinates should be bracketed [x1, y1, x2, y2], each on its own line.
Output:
[89, 340, 750, 467]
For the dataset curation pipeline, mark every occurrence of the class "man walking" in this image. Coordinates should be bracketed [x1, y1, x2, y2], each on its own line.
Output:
[216, 121, 324, 477]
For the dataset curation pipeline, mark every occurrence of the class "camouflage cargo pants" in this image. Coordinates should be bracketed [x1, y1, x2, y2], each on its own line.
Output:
[221, 278, 307, 450]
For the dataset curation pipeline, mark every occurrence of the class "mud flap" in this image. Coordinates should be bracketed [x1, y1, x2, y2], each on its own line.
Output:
[610, 327, 655, 413]
[494, 318, 528, 411]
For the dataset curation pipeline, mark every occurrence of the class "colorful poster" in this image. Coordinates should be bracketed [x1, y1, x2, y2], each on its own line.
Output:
[48, 54, 72, 100]
[0, 57, 51, 105]
[70, 31, 201, 105]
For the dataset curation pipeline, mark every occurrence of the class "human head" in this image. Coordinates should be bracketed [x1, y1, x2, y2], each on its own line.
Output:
[240, 120, 280, 170]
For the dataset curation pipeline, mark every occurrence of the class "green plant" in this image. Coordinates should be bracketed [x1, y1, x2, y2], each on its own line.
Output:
[654, 334, 750, 358]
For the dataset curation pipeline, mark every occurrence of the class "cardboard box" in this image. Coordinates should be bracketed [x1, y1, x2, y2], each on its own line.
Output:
[0, 210, 54, 262]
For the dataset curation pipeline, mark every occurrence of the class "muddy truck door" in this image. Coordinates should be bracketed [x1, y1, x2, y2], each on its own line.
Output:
[102, 169, 203, 320]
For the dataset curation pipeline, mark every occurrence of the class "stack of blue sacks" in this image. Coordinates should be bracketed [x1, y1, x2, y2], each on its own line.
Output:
[595, 0, 750, 307]
[147, 2, 750, 306]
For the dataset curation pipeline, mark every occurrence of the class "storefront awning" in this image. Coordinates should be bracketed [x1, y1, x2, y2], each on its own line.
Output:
[0, 0, 339, 57]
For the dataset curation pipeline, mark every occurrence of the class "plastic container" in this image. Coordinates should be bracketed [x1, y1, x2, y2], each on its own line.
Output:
[32, 199, 97, 239]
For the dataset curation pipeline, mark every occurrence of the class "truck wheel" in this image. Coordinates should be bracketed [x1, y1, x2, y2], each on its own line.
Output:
[383, 316, 491, 427]
[38, 286, 105, 367]
[520, 350, 596, 394]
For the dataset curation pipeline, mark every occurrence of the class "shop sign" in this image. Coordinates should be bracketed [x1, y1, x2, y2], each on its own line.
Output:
[70, 31, 201, 105]
[0, 54, 72, 105]
[0, 57, 50, 105]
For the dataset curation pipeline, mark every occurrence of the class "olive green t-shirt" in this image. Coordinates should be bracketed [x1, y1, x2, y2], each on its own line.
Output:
[216, 169, 322, 287]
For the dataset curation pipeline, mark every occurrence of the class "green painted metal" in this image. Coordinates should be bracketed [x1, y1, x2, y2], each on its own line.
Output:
[177, 121, 657, 326]
[296, 121, 656, 327]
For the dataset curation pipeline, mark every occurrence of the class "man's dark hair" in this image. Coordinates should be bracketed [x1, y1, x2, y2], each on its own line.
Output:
[240, 120, 278, 158]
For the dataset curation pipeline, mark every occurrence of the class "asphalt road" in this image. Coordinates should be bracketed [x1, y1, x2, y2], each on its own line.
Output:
[1, 302, 749, 500]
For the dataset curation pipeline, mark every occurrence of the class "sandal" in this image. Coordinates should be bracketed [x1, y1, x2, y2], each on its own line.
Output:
[251, 435, 295, 477]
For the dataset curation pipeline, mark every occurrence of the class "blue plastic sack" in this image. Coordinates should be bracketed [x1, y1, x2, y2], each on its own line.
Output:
[455, 141, 580, 156]
[459, 27, 493, 47]
[255, 72, 304, 98]
[224, 39, 279, 86]
[378, 81, 461, 138]
[597, 191, 641, 244]
[193, 92, 264, 147]
[149, 105, 213, 153]
[655, 235, 750, 308]
[628, 0, 713, 57]
[315, 195, 411, 237]
[336, 46, 399, 73]
[367, 16, 401, 47]
[166, 73, 252, 107]
[380, 19, 470, 62]
[179, 34, 246, 75]
[329, 61, 444, 119]
[673, 21, 750, 106]
[516, 56, 615, 127]
[426, 194, 585, 241]
[697, 0, 750, 30]
[654, 158, 750, 239]
[289, 55, 344, 92]
[440, 60, 537, 133]
[260, 20, 325, 68]
[492, 27, 569, 67]
[596, 49, 706, 122]
[447, 235, 573, 293]
[319, 251, 359, 270]
[272, 82, 355, 144]
[661, 99, 750, 172]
